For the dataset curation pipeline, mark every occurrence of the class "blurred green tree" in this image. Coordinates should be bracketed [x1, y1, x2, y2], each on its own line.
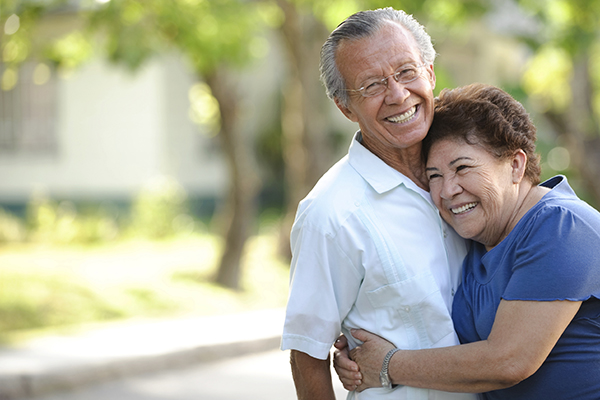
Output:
[1, 0, 269, 289]
[516, 0, 600, 205]
[87, 0, 272, 290]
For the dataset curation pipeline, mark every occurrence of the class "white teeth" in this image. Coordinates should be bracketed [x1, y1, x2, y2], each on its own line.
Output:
[387, 106, 416, 123]
[451, 202, 477, 215]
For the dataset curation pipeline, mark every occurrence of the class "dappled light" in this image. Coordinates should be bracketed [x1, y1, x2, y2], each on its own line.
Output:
[522, 45, 573, 113]
[188, 82, 220, 136]
[3, 14, 20, 35]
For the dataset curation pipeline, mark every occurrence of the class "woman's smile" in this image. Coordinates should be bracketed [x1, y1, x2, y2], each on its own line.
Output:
[450, 202, 478, 215]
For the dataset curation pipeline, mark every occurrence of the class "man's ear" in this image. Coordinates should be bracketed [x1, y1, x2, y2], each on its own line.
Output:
[511, 149, 527, 184]
[427, 63, 436, 90]
[335, 98, 358, 123]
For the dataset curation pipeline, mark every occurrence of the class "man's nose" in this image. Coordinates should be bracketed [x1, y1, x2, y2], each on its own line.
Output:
[384, 77, 410, 103]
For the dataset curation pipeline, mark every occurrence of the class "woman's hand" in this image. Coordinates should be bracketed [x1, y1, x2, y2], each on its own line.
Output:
[333, 334, 363, 391]
[349, 329, 397, 390]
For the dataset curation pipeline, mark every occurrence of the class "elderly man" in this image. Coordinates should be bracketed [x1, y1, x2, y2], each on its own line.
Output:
[281, 8, 477, 400]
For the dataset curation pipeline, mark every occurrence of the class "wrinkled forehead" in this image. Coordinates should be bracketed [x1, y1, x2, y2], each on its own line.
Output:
[336, 21, 420, 60]
[336, 22, 422, 82]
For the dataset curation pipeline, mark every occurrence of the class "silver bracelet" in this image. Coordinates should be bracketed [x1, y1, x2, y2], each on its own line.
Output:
[380, 347, 401, 389]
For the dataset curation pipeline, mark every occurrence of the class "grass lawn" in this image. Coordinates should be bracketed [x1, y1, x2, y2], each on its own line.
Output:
[0, 232, 290, 344]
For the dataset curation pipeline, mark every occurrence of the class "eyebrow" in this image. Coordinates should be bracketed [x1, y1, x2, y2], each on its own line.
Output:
[425, 156, 474, 172]
[449, 157, 474, 165]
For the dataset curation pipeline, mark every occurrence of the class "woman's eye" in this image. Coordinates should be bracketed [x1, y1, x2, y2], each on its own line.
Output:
[427, 173, 441, 180]
[456, 165, 469, 172]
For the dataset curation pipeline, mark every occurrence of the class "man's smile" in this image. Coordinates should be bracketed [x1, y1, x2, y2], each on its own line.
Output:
[386, 105, 417, 124]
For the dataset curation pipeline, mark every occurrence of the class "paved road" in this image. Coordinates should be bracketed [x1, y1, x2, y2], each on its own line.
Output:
[20, 349, 349, 400]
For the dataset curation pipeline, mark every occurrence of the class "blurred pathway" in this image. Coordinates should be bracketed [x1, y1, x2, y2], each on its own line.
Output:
[18, 349, 349, 400]
[0, 309, 286, 399]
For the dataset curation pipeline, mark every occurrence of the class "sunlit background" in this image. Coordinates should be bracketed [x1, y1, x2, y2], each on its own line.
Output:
[1, 0, 600, 397]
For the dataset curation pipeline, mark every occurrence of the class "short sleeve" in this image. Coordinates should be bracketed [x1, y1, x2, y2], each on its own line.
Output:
[503, 205, 600, 302]
[281, 222, 363, 360]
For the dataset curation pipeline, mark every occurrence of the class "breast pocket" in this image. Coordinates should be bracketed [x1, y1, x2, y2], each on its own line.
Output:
[366, 272, 455, 349]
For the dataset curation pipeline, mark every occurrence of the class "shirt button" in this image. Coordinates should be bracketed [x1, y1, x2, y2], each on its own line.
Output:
[404, 306, 410, 312]
[443, 230, 448, 238]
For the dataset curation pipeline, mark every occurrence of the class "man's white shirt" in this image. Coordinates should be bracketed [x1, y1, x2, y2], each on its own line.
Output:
[281, 133, 477, 400]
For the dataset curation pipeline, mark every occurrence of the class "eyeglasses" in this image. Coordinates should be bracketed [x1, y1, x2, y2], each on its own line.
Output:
[346, 63, 427, 97]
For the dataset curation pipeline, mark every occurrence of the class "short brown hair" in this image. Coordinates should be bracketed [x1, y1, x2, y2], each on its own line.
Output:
[423, 83, 541, 184]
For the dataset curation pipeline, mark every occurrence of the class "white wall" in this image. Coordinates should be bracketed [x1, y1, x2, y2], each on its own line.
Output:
[0, 55, 227, 203]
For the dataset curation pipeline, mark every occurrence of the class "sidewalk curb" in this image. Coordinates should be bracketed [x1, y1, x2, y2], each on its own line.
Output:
[0, 335, 281, 400]
[0, 308, 286, 400]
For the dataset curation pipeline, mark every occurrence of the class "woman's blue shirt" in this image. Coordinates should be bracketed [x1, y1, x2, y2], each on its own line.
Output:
[453, 176, 600, 399]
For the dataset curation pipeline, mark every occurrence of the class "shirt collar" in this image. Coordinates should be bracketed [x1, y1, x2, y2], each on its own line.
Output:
[348, 131, 426, 195]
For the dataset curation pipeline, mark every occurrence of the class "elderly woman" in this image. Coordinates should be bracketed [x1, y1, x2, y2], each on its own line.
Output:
[334, 83, 600, 399]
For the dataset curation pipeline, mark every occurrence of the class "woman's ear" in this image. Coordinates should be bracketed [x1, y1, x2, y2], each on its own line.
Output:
[512, 149, 527, 183]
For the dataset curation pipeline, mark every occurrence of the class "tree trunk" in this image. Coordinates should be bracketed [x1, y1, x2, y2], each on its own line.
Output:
[543, 55, 600, 208]
[206, 69, 260, 290]
[276, 0, 333, 259]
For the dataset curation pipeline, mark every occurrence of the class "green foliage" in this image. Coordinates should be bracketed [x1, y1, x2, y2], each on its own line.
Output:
[522, 45, 573, 113]
[0, 270, 125, 334]
[0, 233, 289, 342]
[0, 208, 26, 243]
[21, 176, 202, 244]
[45, 31, 94, 70]
[26, 194, 120, 244]
[1, 1, 69, 63]
[188, 82, 221, 135]
[128, 176, 193, 240]
[517, 0, 600, 56]
[86, 0, 271, 74]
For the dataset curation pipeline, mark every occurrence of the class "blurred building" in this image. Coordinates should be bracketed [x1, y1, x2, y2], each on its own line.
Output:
[0, 55, 229, 216]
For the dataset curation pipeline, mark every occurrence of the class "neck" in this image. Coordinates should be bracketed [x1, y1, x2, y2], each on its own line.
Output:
[361, 137, 428, 190]
[486, 181, 549, 251]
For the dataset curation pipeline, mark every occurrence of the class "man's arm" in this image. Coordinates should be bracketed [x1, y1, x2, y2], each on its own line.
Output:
[290, 350, 336, 400]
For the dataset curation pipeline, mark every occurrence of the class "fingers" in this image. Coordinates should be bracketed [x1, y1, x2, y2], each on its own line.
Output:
[350, 328, 373, 342]
[333, 348, 358, 371]
[341, 378, 363, 391]
[337, 373, 363, 391]
[333, 347, 362, 390]
[334, 334, 348, 350]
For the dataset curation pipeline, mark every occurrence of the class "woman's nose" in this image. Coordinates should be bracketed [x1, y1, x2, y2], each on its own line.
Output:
[440, 178, 462, 200]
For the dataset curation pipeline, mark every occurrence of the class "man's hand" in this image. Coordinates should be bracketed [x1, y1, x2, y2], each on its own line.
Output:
[290, 350, 336, 400]
[333, 334, 363, 391]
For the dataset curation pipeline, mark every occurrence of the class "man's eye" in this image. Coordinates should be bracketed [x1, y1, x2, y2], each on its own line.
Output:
[397, 67, 417, 79]
[427, 173, 441, 180]
[365, 81, 383, 90]
[456, 165, 469, 172]
[362, 81, 384, 95]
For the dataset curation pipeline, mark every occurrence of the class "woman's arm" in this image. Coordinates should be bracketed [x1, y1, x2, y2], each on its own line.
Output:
[333, 335, 363, 390]
[350, 299, 581, 393]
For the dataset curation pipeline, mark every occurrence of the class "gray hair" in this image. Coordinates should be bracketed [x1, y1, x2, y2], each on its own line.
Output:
[320, 8, 436, 108]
